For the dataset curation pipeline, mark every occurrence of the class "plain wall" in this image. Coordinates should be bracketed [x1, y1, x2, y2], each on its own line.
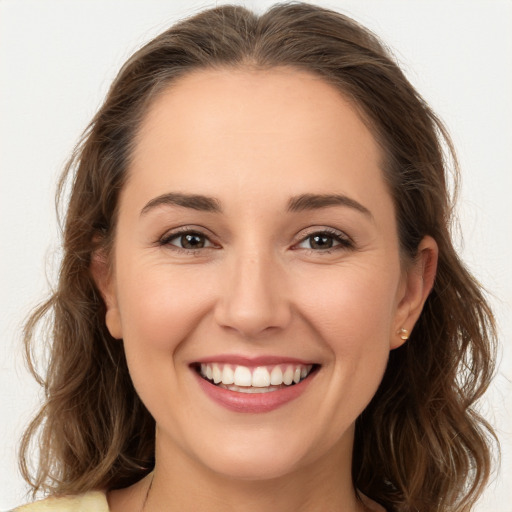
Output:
[1, 0, 511, 509]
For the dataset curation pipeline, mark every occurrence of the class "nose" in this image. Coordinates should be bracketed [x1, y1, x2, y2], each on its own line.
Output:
[214, 248, 292, 339]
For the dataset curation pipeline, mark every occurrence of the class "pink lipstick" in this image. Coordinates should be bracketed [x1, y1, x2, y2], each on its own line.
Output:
[191, 357, 319, 413]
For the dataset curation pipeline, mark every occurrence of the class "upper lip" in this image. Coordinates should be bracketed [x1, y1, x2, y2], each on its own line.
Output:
[191, 354, 318, 367]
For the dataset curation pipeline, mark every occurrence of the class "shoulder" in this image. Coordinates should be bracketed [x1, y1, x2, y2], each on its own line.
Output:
[9, 491, 109, 512]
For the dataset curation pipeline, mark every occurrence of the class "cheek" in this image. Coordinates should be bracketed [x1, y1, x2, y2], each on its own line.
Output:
[295, 262, 399, 407]
[295, 260, 400, 350]
[117, 268, 214, 351]
[113, 261, 217, 422]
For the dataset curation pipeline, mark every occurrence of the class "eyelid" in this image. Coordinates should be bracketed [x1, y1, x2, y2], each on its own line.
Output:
[292, 226, 354, 250]
[157, 225, 220, 249]
[156, 225, 353, 252]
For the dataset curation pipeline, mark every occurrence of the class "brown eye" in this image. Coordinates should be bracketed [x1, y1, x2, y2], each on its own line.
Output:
[308, 234, 335, 250]
[180, 233, 206, 249]
[299, 233, 339, 250]
[162, 231, 213, 250]
[295, 230, 353, 252]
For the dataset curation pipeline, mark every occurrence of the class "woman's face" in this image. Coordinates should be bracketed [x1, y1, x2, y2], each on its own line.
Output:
[98, 67, 434, 480]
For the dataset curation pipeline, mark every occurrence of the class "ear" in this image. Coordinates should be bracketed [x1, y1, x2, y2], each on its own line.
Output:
[391, 235, 438, 349]
[90, 248, 123, 340]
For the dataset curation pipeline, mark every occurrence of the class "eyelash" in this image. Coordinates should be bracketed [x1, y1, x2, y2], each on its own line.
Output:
[158, 227, 217, 254]
[294, 227, 354, 253]
[157, 227, 354, 254]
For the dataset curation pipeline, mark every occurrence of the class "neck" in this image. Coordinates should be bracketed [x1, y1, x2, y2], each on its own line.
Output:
[142, 427, 364, 512]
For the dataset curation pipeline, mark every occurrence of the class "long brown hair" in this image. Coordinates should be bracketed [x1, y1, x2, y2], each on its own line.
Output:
[20, 3, 497, 510]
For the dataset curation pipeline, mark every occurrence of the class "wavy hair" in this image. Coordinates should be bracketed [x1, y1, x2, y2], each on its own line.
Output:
[20, 3, 497, 511]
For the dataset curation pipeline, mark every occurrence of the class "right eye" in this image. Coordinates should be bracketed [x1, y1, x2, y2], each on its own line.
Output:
[160, 231, 214, 250]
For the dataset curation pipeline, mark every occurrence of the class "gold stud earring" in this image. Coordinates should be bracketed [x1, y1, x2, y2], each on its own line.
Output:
[398, 328, 409, 341]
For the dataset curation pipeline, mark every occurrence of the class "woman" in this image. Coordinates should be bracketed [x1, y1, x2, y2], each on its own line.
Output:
[11, 2, 497, 511]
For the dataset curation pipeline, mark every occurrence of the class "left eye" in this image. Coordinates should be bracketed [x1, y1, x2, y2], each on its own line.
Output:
[164, 232, 213, 250]
[296, 232, 348, 250]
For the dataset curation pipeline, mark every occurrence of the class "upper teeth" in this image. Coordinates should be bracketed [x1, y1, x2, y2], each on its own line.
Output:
[200, 363, 313, 387]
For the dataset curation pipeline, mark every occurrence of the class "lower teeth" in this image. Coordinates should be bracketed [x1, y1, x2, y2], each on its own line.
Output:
[217, 383, 284, 393]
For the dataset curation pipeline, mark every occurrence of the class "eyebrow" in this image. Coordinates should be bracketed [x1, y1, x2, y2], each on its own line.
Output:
[140, 191, 372, 219]
[287, 193, 372, 218]
[140, 192, 222, 216]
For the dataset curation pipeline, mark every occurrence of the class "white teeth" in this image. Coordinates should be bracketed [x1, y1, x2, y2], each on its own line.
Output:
[219, 384, 280, 393]
[199, 363, 314, 390]
[252, 367, 271, 387]
[283, 366, 294, 385]
[233, 366, 252, 387]
[212, 364, 222, 384]
[270, 366, 283, 385]
[221, 365, 234, 385]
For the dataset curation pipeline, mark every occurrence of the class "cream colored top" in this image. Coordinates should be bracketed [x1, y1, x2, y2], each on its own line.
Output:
[10, 489, 385, 511]
[11, 491, 109, 512]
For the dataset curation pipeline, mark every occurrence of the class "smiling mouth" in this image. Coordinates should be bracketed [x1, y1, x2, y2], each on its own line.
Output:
[194, 362, 319, 393]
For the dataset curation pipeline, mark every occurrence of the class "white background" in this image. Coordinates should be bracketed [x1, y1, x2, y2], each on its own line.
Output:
[1, 0, 511, 509]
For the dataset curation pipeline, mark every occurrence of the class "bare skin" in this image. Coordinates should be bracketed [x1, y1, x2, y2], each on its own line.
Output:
[98, 67, 437, 512]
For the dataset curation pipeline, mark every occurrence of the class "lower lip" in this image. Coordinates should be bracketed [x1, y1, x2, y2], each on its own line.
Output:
[194, 369, 317, 413]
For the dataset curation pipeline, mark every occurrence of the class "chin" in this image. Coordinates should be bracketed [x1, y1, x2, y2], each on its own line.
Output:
[204, 450, 305, 482]
[185, 426, 322, 482]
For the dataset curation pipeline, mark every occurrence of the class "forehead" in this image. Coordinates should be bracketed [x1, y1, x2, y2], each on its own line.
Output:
[127, 67, 388, 209]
